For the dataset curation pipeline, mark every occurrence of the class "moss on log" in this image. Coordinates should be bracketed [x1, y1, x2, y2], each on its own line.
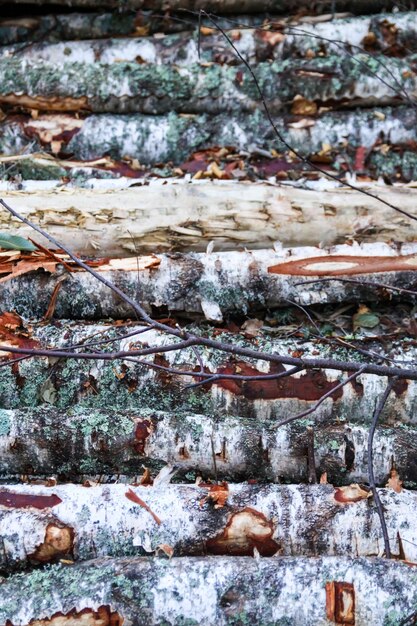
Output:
[0, 406, 416, 485]
[0, 319, 416, 429]
[1, 556, 417, 625]
[0, 54, 414, 114]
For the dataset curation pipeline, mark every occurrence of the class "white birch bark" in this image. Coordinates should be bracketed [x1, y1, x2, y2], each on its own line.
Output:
[0, 483, 415, 570]
[0, 554, 416, 625]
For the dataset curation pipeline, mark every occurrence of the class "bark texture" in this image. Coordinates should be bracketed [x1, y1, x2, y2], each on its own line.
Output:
[1, 556, 417, 625]
[4, 12, 417, 65]
[0, 483, 415, 570]
[0, 0, 407, 13]
[1, 244, 417, 321]
[0, 407, 415, 486]
[0, 54, 414, 114]
[0, 320, 416, 429]
[2, 106, 416, 167]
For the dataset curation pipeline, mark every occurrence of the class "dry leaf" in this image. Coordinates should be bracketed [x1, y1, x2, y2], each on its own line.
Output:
[320, 472, 328, 484]
[241, 318, 263, 338]
[334, 484, 371, 503]
[386, 469, 403, 493]
[200, 482, 229, 508]
[288, 118, 316, 129]
[155, 543, 174, 558]
[291, 94, 318, 116]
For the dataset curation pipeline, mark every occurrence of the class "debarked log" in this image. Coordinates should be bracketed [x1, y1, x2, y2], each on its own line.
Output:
[0, 407, 415, 485]
[3, 106, 417, 166]
[0, 483, 415, 571]
[1, 555, 417, 625]
[1, 318, 417, 427]
[0, 54, 415, 114]
[4, 12, 417, 66]
[2, 243, 417, 320]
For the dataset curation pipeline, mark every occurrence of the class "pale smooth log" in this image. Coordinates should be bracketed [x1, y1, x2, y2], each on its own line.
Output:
[0, 182, 417, 257]
[1, 555, 416, 625]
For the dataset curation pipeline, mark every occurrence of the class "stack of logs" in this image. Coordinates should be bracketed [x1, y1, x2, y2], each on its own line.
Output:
[0, 0, 417, 624]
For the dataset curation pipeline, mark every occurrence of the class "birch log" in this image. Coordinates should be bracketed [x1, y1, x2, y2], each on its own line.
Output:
[2, 244, 417, 321]
[2, 106, 417, 166]
[0, 0, 406, 13]
[0, 54, 415, 114]
[5, 13, 417, 65]
[0, 484, 415, 571]
[1, 11, 415, 54]
[0, 406, 415, 485]
[1, 182, 417, 257]
[1, 319, 417, 426]
[1, 555, 417, 625]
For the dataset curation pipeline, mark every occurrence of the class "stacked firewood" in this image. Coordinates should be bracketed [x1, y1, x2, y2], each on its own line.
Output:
[1, 1, 417, 624]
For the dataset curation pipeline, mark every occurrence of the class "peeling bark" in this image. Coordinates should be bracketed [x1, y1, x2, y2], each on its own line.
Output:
[0, 319, 416, 438]
[0, 483, 416, 570]
[0, 53, 415, 114]
[0, 405, 416, 486]
[2, 106, 417, 168]
[1, 244, 417, 320]
[1, 555, 417, 625]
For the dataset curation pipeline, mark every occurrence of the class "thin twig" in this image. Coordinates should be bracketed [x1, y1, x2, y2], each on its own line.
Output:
[368, 377, 396, 559]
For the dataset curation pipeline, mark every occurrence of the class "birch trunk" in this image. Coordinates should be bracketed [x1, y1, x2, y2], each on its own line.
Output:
[1, 320, 416, 429]
[0, 54, 414, 114]
[1, 244, 417, 320]
[0, 406, 415, 486]
[5, 13, 417, 65]
[1, 555, 416, 625]
[2, 105, 416, 167]
[0, 483, 415, 570]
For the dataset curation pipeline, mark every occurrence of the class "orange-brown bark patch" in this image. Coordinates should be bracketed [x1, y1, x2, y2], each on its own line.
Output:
[133, 419, 153, 455]
[7, 605, 124, 626]
[268, 254, 417, 276]
[216, 361, 343, 401]
[30, 523, 74, 563]
[206, 507, 279, 556]
[326, 581, 355, 624]
[0, 491, 62, 509]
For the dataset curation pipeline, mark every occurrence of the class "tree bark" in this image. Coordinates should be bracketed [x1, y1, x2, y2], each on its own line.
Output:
[0, 405, 415, 486]
[0, 182, 417, 257]
[0, 0, 408, 13]
[0, 320, 416, 432]
[0, 483, 415, 571]
[2, 11, 415, 56]
[5, 12, 417, 65]
[2, 105, 416, 168]
[1, 555, 417, 625]
[0, 54, 414, 114]
[1, 243, 417, 320]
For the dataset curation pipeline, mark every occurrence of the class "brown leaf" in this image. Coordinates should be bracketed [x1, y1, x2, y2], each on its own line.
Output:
[200, 482, 229, 508]
[241, 318, 263, 338]
[125, 488, 161, 525]
[291, 94, 318, 116]
[334, 484, 371, 503]
[386, 469, 403, 493]
[155, 543, 174, 558]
